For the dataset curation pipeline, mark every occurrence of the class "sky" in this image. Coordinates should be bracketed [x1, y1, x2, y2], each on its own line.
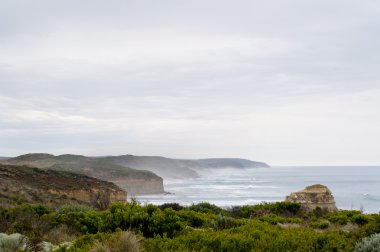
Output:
[1, 0, 380, 165]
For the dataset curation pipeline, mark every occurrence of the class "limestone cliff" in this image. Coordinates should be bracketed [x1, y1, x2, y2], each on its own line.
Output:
[0, 164, 126, 209]
[285, 184, 338, 212]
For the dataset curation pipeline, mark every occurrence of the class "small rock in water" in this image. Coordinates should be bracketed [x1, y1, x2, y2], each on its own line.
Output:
[285, 184, 338, 212]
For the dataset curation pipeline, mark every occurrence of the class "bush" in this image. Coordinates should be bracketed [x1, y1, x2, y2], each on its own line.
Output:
[355, 233, 380, 252]
[158, 203, 183, 211]
[89, 231, 140, 252]
[233, 202, 302, 218]
[0, 233, 27, 251]
[58, 204, 94, 214]
[187, 202, 224, 215]
[310, 221, 330, 230]
[353, 214, 370, 226]
[43, 224, 79, 245]
[327, 210, 369, 226]
[177, 210, 214, 228]
[213, 215, 240, 230]
[144, 220, 356, 252]
[327, 213, 349, 225]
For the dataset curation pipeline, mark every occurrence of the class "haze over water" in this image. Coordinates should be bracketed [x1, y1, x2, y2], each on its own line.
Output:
[136, 166, 380, 213]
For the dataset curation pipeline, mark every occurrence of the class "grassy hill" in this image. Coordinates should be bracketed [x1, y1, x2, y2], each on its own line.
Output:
[1, 154, 165, 195]
[99, 155, 270, 179]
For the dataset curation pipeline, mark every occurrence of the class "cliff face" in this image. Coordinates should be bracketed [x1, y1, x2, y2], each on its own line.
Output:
[285, 184, 338, 212]
[47, 188, 126, 210]
[0, 164, 126, 209]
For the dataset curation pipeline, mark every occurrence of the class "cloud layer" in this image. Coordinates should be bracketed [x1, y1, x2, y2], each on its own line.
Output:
[1, 0, 380, 164]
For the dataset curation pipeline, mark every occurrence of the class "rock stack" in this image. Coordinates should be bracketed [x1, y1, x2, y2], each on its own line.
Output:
[285, 184, 338, 212]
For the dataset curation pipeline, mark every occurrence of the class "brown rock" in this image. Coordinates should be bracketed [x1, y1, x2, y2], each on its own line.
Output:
[285, 184, 338, 212]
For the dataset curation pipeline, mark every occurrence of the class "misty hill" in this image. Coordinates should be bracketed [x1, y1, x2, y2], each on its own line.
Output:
[1, 154, 165, 196]
[193, 158, 269, 169]
[98, 155, 270, 179]
[0, 164, 126, 209]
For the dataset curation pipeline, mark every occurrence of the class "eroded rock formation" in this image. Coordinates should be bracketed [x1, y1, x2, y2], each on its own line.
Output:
[285, 184, 338, 212]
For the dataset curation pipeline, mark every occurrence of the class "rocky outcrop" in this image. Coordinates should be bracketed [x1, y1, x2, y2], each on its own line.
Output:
[285, 184, 338, 212]
[0, 164, 126, 209]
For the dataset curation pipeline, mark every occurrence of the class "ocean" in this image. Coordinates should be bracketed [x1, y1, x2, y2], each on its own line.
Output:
[135, 166, 380, 213]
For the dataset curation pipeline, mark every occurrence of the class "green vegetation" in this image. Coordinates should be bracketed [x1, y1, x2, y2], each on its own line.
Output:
[1, 202, 379, 251]
[355, 233, 380, 252]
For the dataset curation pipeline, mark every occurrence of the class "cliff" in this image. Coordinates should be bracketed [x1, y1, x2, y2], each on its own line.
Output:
[285, 184, 338, 212]
[99, 155, 270, 179]
[2, 154, 165, 195]
[0, 164, 126, 209]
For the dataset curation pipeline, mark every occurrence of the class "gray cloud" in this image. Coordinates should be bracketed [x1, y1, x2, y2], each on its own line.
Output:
[1, 0, 380, 164]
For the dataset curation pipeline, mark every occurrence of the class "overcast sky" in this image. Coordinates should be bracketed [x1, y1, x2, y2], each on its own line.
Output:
[1, 0, 380, 165]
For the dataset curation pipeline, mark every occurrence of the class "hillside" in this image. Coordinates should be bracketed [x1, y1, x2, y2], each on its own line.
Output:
[0, 164, 126, 209]
[99, 155, 270, 179]
[193, 158, 269, 169]
[1, 154, 165, 196]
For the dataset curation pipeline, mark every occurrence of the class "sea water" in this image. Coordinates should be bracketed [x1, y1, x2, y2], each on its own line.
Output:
[135, 166, 380, 213]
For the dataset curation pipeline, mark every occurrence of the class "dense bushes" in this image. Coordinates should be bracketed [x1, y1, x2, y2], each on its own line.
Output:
[186, 202, 224, 215]
[144, 220, 356, 252]
[355, 233, 380, 252]
[1, 202, 379, 251]
[327, 210, 371, 226]
[231, 201, 302, 218]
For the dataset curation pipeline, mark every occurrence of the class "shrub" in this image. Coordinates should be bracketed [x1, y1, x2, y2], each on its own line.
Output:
[355, 233, 380, 252]
[0, 233, 27, 251]
[187, 202, 224, 215]
[259, 214, 286, 225]
[233, 202, 302, 218]
[310, 221, 330, 230]
[58, 204, 94, 214]
[177, 210, 213, 228]
[328, 213, 349, 225]
[361, 214, 380, 237]
[353, 214, 370, 226]
[213, 215, 239, 230]
[20, 204, 52, 216]
[158, 203, 183, 211]
[327, 210, 368, 226]
[89, 231, 140, 252]
[43, 224, 79, 245]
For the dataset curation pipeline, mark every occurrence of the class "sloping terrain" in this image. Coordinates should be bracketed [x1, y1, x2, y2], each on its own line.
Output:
[0, 164, 126, 209]
[2, 154, 165, 196]
[99, 155, 270, 179]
